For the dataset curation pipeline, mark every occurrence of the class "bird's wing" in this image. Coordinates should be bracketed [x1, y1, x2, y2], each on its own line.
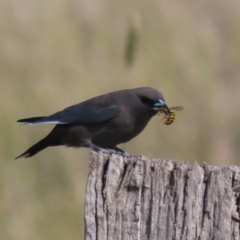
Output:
[18, 104, 120, 125]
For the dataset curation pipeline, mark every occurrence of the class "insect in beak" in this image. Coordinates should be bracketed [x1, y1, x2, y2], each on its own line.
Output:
[158, 106, 184, 125]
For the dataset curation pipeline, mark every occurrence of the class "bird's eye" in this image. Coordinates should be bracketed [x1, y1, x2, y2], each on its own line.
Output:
[140, 96, 155, 106]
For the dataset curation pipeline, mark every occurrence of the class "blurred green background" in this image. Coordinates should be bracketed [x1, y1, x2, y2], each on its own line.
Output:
[1, 0, 240, 239]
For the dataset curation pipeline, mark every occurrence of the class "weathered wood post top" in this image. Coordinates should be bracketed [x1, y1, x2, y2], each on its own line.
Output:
[85, 152, 240, 240]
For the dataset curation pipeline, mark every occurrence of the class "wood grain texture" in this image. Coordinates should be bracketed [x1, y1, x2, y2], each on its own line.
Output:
[84, 152, 240, 240]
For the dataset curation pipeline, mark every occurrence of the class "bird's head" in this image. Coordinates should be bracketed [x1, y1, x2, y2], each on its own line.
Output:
[135, 87, 170, 114]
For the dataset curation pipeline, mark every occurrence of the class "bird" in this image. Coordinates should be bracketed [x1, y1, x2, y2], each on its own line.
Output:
[15, 87, 169, 159]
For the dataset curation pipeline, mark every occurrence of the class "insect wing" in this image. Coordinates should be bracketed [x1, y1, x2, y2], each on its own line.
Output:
[169, 106, 184, 111]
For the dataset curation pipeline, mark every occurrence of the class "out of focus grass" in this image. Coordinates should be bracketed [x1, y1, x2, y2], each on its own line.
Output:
[1, 0, 240, 239]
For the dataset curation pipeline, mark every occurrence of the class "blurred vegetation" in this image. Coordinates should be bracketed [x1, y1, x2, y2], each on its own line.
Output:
[125, 10, 140, 66]
[1, 0, 240, 239]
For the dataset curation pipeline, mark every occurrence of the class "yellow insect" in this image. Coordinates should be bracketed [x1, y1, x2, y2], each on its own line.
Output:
[158, 106, 184, 125]
[164, 112, 176, 125]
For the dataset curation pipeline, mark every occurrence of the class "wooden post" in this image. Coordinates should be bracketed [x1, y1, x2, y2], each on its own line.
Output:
[84, 152, 240, 240]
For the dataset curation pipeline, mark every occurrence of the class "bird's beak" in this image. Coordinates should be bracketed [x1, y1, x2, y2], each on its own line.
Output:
[152, 99, 169, 111]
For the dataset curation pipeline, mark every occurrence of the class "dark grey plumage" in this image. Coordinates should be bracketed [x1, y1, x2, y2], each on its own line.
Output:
[16, 87, 168, 159]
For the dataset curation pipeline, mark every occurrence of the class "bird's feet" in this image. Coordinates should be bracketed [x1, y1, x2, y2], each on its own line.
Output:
[107, 147, 130, 157]
[86, 143, 108, 153]
[87, 143, 129, 157]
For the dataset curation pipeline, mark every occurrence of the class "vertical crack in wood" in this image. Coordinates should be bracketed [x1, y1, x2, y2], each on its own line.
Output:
[102, 159, 109, 209]
[135, 159, 144, 240]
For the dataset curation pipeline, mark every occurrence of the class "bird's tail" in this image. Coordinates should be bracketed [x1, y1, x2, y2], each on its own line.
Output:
[15, 137, 49, 159]
[17, 117, 46, 125]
